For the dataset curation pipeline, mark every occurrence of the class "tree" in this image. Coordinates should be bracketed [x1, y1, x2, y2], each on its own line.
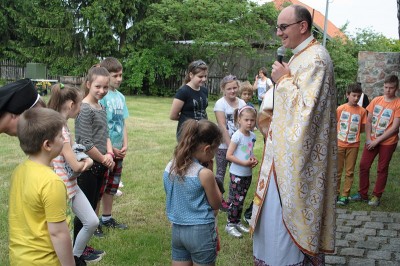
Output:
[398, 0, 400, 39]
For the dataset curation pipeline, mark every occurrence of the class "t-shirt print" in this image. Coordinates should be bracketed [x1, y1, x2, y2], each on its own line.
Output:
[193, 97, 207, 120]
[371, 105, 392, 138]
[338, 111, 361, 143]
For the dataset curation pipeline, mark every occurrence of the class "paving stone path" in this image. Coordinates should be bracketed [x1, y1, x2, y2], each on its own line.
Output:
[326, 208, 400, 265]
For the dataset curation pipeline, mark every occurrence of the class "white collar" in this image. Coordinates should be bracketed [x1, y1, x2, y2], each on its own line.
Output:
[292, 35, 314, 55]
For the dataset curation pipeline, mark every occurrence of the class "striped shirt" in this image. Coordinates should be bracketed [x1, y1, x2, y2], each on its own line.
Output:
[52, 126, 77, 199]
[75, 102, 108, 157]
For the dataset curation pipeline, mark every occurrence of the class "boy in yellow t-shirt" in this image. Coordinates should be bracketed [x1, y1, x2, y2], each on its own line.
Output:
[8, 108, 75, 265]
[336, 83, 367, 206]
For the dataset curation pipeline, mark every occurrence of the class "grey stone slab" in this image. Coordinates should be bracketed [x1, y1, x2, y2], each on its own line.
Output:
[340, 248, 364, 257]
[348, 258, 375, 266]
[335, 218, 345, 226]
[390, 238, 400, 245]
[364, 221, 385, 229]
[336, 226, 352, 233]
[352, 211, 368, 216]
[389, 213, 400, 219]
[370, 211, 389, 217]
[336, 208, 348, 214]
[355, 215, 372, 222]
[377, 261, 399, 266]
[354, 228, 377, 236]
[345, 220, 363, 227]
[338, 213, 355, 220]
[381, 243, 400, 252]
[325, 255, 346, 265]
[335, 239, 350, 247]
[355, 240, 380, 249]
[388, 223, 400, 230]
[335, 232, 343, 239]
[379, 230, 398, 237]
[395, 253, 400, 261]
[374, 216, 394, 223]
[366, 250, 392, 260]
[367, 236, 388, 244]
[345, 234, 366, 242]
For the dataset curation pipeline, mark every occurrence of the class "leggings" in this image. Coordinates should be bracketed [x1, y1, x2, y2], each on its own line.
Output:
[215, 148, 229, 193]
[74, 169, 105, 243]
[71, 186, 99, 257]
[227, 173, 252, 223]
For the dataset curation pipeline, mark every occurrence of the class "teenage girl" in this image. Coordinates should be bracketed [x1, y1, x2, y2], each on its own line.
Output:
[163, 119, 222, 266]
[74, 66, 115, 260]
[48, 83, 100, 264]
[169, 60, 208, 139]
[225, 106, 258, 238]
[214, 75, 246, 210]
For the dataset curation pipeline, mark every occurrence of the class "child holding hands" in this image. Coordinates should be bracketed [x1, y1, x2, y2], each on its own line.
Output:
[48, 83, 102, 264]
[163, 119, 222, 266]
[225, 106, 258, 238]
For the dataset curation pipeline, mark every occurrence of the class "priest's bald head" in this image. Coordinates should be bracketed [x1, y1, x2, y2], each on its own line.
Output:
[276, 5, 313, 49]
[0, 78, 40, 136]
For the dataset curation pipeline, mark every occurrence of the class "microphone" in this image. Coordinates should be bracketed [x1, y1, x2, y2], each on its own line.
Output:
[277, 46, 286, 64]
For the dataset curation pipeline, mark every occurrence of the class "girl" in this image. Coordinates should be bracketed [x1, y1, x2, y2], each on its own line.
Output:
[252, 67, 273, 106]
[225, 106, 258, 238]
[74, 66, 115, 259]
[169, 60, 208, 139]
[48, 83, 101, 264]
[163, 119, 222, 266]
[213, 75, 246, 210]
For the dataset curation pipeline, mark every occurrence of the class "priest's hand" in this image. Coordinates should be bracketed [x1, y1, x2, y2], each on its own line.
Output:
[271, 61, 290, 83]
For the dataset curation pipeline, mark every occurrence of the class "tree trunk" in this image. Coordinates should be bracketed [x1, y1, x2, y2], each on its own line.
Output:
[398, 0, 400, 39]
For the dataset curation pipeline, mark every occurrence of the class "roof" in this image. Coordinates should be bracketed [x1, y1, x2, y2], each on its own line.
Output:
[272, 0, 347, 40]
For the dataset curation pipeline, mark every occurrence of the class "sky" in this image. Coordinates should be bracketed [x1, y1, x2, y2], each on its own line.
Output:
[257, 0, 399, 39]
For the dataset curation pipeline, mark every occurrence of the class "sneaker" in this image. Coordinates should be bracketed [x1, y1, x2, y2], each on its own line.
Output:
[349, 193, 368, 202]
[81, 248, 102, 263]
[93, 224, 104, 238]
[243, 216, 251, 225]
[115, 189, 123, 197]
[225, 223, 242, 238]
[100, 217, 128, 229]
[119, 181, 124, 188]
[336, 196, 349, 206]
[220, 199, 229, 212]
[368, 196, 380, 206]
[236, 222, 250, 233]
[85, 246, 106, 258]
[74, 255, 87, 266]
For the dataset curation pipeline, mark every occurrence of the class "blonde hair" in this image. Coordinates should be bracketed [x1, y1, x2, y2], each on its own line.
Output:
[239, 81, 254, 97]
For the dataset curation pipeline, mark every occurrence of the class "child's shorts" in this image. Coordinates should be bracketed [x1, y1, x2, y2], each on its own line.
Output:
[99, 158, 123, 198]
[171, 222, 217, 265]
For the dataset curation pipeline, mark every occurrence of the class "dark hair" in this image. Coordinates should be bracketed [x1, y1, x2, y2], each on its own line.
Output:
[259, 67, 268, 77]
[346, 83, 363, 94]
[183, 60, 208, 85]
[81, 66, 110, 96]
[292, 5, 312, 32]
[17, 108, 65, 155]
[233, 105, 257, 128]
[48, 83, 82, 112]
[100, 57, 123, 73]
[384, 75, 399, 89]
[170, 119, 222, 179]
[220, 74, 240, 91]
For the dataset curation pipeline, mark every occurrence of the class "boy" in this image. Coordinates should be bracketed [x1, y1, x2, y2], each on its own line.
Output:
[0, 78, 40, 136]
[336, 83, 367, 205]
[351, 75, 400, 206]
[8, 108, 75, 265]
[96, 57, 129, 235]
[239, 81, 255, 108]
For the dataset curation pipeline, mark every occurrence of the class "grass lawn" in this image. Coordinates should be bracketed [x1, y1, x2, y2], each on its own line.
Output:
[0, 96, 399, 265]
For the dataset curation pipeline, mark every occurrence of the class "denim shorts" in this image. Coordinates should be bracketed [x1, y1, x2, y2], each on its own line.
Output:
[171, 222, 217, 265]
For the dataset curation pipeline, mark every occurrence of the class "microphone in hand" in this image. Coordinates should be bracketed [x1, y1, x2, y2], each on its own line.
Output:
[277, 46, 286, 64]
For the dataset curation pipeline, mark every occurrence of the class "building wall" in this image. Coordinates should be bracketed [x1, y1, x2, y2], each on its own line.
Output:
[358, 51, 400, 99]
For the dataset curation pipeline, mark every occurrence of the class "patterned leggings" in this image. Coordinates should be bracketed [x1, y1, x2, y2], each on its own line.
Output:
[215, 148, 229, 193]
[227, 173, 252, 223]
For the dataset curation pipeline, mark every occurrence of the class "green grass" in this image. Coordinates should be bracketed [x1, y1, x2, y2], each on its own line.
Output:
[0, 96, 399, 265]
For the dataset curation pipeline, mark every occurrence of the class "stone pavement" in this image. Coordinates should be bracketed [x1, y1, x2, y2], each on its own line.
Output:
[326, 208, 400, 265]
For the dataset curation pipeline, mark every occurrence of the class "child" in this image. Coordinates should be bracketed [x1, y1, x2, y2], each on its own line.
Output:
[48, 83, 102, 264]
[98, 57, 129, 232]
[169, 60, 208, 139]
[163, 119, 222, 265]
[74, 67, 115, 249]
[336, 83, 367, 206]
[239, 81, 255, 108]
[225, 106, 258, 238]
[0, 78, 40, 136]
[214, 75, 246, 210]
[351, 75, 400, 206]
[8, 108, 74, 265]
